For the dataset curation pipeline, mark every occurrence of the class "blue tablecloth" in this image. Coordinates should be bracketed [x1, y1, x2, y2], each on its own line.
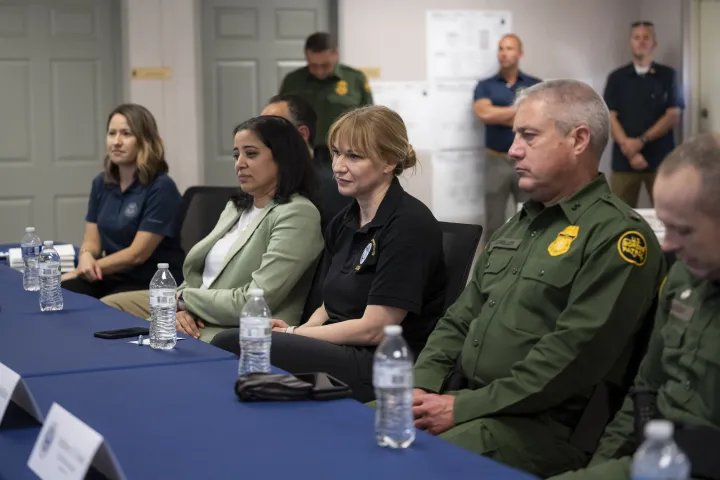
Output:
[0, 360, 536, 480]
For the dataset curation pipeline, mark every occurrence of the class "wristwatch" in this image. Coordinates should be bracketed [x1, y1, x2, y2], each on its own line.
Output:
[640, 135, 650, 144]
[177, 293, 186, 312]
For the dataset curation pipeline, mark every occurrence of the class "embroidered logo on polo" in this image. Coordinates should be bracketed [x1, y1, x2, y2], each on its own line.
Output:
[124, 202, 139, 218]
[548, 225, 579, 257]
[355, 239, 377, 271]
[335, 80, 348, 96]
[617, 230, 648, 266]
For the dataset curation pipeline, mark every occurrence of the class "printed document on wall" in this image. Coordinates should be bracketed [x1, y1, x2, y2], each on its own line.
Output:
[431, 150, 484, 223]
[426, 10, 512, 82]
[370, 81, 433, 151]
[431, 80, 484, 150]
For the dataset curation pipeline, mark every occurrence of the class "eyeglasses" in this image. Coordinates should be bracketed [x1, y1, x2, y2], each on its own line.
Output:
[631, 21, 655, 28]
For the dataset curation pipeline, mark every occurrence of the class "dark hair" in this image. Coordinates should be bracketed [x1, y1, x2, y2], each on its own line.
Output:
[104, 103, 168, 185]
[304, 32, 336, 52]
[230, 116, 318, 211]
[267, 94, 318, 147]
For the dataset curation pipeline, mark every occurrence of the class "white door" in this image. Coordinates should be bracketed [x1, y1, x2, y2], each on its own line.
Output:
[698, 0, 720, 133]
[201, 0, 332, 186]
[0, 0, 120, 245]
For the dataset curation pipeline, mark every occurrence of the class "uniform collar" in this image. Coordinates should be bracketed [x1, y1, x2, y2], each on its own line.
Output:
[625, 61, 659, 77]
[343, 177, 404, 232]
[307, 62, 345, 81]
[521, 174, 611, 223]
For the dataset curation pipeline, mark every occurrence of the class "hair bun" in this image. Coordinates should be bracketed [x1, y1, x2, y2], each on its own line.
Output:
[404, 145, 418, 169]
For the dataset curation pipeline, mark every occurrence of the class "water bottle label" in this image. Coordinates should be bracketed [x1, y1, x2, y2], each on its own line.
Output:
[39, 264, 60, 277]
[374, 367, 413, 388]
[150, 289, 176, 307]
[240, 318, 270, 339]
[21, 246, 40, 257]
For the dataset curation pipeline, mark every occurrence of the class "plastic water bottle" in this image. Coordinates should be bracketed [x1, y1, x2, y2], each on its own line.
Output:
[238, 289, 272, 376]
[38, 241, 63, 312]
[632, 419, 691, 480]
[374, 325, 415, 449]
[21, 227, 42, 291]
[149, 263, 177, 350]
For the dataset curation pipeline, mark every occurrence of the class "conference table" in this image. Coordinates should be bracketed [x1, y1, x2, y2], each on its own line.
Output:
[0, 258, 537, 479]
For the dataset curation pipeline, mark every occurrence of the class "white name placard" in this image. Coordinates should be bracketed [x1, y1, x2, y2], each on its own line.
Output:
[0, 362, 41, 423]
[28, 403, 126, 480]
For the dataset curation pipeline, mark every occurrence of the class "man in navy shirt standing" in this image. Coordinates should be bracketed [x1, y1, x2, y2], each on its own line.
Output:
[473, 34, 541, 243]
[603, 21, 684, 207]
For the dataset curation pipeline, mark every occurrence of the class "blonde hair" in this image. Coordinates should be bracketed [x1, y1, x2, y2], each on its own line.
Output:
[327, 105, 417, 175]
[104, 103, 168, 185]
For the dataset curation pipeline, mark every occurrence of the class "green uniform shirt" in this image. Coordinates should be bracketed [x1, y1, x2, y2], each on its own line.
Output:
[590, 261, 720, 465]
[279, 63, 373, 148]
[414, 174, 665, 427]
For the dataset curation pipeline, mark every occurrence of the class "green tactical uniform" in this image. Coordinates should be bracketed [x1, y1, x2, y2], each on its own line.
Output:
[279, 63, 373, 148]
[549, 261, 720, 480]
[413, 175, 666, 477]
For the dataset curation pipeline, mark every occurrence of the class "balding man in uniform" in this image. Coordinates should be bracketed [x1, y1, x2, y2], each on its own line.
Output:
[410, 80, 665, 477]
[473, 34, 541, 244]
[549, 133, 720, 479]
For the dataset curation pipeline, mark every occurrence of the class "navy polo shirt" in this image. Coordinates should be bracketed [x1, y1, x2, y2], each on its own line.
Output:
[604, 62, 684, 172]
[86, 172, 185, 284]
[473, 71, 542, 153]
[320, 177, 447, 356]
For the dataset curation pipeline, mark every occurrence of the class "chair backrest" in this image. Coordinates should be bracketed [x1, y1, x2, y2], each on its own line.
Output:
[439, 221, 484, 312]
[178, 186, 237, 255]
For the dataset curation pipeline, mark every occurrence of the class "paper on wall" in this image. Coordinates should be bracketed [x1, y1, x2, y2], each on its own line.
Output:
[430, 80, 485, 150]
[431, 149, 484, 223]
[426, 10, 512, 83]
[370, 81, 433, 151]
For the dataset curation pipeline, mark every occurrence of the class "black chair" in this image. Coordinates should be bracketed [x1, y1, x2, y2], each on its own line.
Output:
[439, 221, 484, 311]
[177, 186, 237, 255]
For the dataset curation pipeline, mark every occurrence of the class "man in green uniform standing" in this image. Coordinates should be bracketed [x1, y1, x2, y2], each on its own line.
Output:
[410, 80, 665, 477]
[549, 132, 720, 479]
[278, 32, 373, 163]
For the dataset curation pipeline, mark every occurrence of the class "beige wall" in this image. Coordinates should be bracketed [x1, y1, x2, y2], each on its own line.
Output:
[338, 0, 653, 211]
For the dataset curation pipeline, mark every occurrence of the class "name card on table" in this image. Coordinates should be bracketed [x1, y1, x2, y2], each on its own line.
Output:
[28, 403, 126, 480]
[0, 362, 42, 422]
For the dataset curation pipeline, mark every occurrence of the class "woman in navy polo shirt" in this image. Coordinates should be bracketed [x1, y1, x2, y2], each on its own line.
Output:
[212, 106, 447, 402]
[61, 104, 184, 298]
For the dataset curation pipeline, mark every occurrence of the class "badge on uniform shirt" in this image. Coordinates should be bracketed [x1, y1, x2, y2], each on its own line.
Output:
[364, 79, 371, 93]
[124, 202, 139, 218]
[355, 239, 377, 271]
[335, 80, 348, 96]
[617, 230, 648, 266]
[548, 225, 579, 257]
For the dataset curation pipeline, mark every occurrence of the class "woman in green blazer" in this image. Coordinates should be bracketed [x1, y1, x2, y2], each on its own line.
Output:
[102, 116, 323, 342]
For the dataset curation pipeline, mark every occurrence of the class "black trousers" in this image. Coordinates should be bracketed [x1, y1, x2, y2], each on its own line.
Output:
[211, 328, 376, 403]
[61, 276, 147, 299]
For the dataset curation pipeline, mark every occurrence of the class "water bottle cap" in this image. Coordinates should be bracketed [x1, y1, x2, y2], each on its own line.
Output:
[43, 240, 53, 246]
[25, 227, 35, 233]
[644, 419, 673, 440]
[384, 325, 402, 336]
[249, 288, 264, 297]
[157, 263, 169, 269]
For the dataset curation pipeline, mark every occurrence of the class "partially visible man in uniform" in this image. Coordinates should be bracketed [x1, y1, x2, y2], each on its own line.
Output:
[604, 21, 684, 207]
[549, 133, 720, 480]
[279, 32, 373, 164]
[260, 94, 350, 229]
[473, 34, 541, 243]
[410, 80, 665, 477]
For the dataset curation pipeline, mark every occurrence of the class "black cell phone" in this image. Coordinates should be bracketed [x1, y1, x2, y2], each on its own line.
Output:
[293, 372, 352, 401]
[93, 327, 150, 340]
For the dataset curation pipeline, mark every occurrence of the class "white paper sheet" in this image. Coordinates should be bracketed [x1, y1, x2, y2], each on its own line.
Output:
[430, 80, 485, 150]
[431, 149, 485, 223]
[426, 10, 512, 83]
[370, 80, 433, 151]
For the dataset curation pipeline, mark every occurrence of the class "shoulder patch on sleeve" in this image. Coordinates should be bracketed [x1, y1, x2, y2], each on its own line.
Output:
[617, 230, 648, 266]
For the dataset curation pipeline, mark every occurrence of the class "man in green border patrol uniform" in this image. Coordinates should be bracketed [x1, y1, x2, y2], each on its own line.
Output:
[410, 80, 665, 477]
[279, 32, 373, 162]
[549, 133, 720, 479]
